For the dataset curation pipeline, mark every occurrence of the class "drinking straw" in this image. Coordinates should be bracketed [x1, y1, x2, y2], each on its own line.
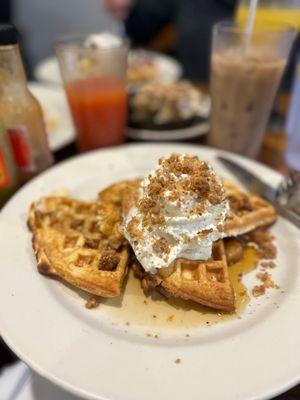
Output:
[245, 0, 259, 47]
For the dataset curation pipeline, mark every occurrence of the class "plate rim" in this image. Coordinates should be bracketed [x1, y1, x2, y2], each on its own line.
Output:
[126, 121, 209, 141]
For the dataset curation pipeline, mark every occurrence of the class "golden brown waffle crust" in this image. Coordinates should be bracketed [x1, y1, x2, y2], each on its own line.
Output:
[160, 281, 235, 312]
[31, 230, 129, 297]
[134, 240, 235, 312]
[223, 181, 276, 236]
[28, 196, 129, 298]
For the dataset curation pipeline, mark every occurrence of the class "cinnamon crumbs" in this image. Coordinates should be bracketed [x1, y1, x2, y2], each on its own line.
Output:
[153, 238, 170, 255]
[252, 285, 266, 297]
[256, 272, 279, 289]
[98, 250, 120, 271]
[136, 154, 226, 233]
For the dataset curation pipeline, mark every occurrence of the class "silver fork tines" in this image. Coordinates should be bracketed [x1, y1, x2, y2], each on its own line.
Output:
[277, 170, 300, 216]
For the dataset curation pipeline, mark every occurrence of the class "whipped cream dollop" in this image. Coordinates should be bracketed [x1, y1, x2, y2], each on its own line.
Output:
[84, 33, 122, 49]
[123, 154, 229, 272]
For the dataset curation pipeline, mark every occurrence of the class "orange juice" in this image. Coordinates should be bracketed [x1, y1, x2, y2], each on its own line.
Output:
[236, 5, 300, 30]
[66, 77, 127, 151]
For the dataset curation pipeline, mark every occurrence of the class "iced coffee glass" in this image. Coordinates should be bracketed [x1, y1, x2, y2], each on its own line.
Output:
[208, 21, 296, 157]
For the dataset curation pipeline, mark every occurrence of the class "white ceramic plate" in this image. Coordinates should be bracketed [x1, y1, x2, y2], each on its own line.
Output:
[34, 51, 182, 86]
[0, 143, 300, 400]
[29, 82, 75, 151]
[142, 50, 182, 83]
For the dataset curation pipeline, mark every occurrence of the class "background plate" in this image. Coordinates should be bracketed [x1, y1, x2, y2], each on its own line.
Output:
[126, 121, 209, 141]
[34, 51, 182, 86]
[29, 82, 74, 151]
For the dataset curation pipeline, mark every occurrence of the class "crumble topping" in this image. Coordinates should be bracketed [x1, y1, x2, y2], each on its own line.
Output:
[256, 272, 279, 289]
[85, 296, 100, 309]
[260, 261, 276, 269]
[252, 285, 266, 297]
[240, 228, 279, 298]
[98, 250, 120, 271]
[153, 238, 170, 255]
[136, 154, 225, 228]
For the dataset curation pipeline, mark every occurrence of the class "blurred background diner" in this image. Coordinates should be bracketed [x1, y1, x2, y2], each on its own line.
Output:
[3, 0, 299, 85]
[0, 0, 297, 171]
[0, 0, 300, 396]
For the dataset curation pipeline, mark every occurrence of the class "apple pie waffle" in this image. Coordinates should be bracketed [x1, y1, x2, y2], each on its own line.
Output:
[98, 179, 141, 215]
[132, 240, 235, 312]
[28, 196, 129, 297]
[223, 181, 276, 236]
[97, 181, 129, 249]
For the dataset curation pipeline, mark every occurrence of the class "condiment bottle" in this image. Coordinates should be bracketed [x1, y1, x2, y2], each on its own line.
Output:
[0, 123, 19, 207]
[0, 24, 53, 183]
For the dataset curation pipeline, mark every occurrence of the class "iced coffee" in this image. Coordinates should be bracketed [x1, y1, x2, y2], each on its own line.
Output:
[208, 22, 296, 157]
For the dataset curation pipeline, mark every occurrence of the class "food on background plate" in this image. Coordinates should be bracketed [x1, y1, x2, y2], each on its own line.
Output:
[128, 81, 210, 130]
[127, 52, 159, 87]
[28, 154, 277, 316]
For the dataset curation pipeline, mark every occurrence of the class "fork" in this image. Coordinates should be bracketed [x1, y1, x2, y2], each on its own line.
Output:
[276, 169, 300, 216]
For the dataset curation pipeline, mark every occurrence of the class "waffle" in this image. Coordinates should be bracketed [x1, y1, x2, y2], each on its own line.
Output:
[223, 181, 276, 236]
[28, 196, 129, 297]
[98, 179, 141, 220]
[121, 178, 276, 311]
[132, 240, 235, 312]
[97, 181, 128, 249]
[121, 183, 235, 311]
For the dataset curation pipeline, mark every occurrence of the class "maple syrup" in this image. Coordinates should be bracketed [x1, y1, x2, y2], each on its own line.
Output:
[103, 247, 259, 330]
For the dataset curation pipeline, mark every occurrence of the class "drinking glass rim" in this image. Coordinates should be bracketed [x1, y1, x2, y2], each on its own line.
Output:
[55, 32, 130, 53]
[213, 20, 296, 37]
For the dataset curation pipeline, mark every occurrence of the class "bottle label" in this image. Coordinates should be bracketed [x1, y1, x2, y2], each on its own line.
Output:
[0, 147, 11, 189]
[8, 127, 35, 171]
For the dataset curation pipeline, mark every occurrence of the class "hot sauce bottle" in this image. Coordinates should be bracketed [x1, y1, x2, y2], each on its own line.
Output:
[0, 24, 54, 184]
[0, 123, 19, 207]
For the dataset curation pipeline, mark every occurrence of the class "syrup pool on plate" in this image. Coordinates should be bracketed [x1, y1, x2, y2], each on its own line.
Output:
[102, 247, 259, 330]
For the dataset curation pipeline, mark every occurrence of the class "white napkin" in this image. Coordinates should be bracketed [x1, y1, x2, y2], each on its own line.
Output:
[0, 362, 83, 400]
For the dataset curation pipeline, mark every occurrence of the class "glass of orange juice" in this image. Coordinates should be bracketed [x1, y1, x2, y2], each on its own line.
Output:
[56, 33, 128, 152]
[236, 0, 300, 31]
